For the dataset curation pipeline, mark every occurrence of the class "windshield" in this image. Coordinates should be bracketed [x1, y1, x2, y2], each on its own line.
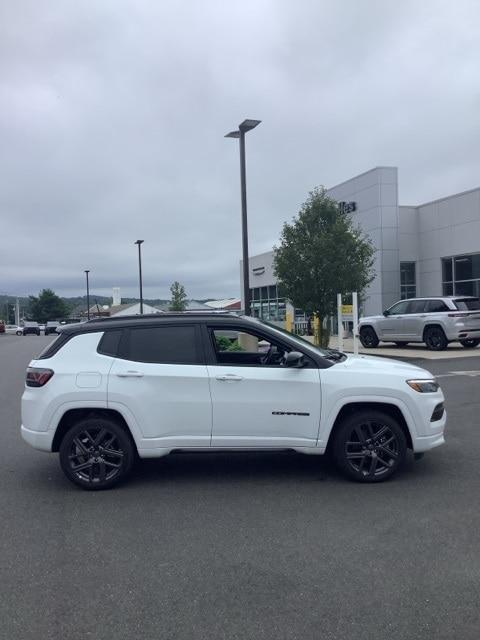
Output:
[454, 298, 480, 310]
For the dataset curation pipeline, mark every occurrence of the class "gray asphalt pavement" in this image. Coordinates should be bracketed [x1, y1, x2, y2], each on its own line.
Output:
[1, 335, 479, 640]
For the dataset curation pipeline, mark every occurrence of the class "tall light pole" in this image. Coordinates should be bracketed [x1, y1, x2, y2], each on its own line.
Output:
[134, 240, 144, 314]
[84, 270, 90, 320]
[225, 118, 261, 316]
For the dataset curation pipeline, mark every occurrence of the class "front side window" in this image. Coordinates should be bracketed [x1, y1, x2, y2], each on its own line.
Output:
[388, 300, 410, 315]
[127, 326, 199, 364]
[211, 327, 292, 367]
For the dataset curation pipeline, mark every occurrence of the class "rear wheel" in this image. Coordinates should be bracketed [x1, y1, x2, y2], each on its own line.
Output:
[333, 410, 407, 482]
[59, 418, 135, 490]
[460, 339, 480, 348]
[359, 327, 379, 348]
[424, 327, 448, 351]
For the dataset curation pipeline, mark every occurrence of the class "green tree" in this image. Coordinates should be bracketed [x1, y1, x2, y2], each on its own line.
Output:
[169, 281, 188, 311]
[273, 187, 375, 347]
[28, 289, 69, 323]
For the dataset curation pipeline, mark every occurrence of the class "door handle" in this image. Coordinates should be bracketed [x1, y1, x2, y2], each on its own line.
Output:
[116, 371, 144, 378]
[215, 374, 244, 382]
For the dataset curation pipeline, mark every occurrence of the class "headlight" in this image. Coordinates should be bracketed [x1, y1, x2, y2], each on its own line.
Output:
[406, 379, 439, 393]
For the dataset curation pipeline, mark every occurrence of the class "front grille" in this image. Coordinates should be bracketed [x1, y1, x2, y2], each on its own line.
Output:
[431, 403, 445, 422]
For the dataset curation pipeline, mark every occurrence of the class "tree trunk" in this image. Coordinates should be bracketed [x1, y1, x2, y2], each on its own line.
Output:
[313, 314, 331, 348]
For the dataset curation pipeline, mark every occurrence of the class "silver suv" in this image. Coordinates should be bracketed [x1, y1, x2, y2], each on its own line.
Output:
[359, 296, 480, 351]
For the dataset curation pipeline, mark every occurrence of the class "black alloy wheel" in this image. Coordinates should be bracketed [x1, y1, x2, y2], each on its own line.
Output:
[359, 327, 379, 348]
[424, 327, 448, 351]
[333, 410, 407, 482]
[59, 418, 135, 490]
[460, 339, 480, 349]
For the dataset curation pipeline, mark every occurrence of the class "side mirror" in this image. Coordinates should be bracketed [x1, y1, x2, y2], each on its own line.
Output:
[284, 351, 305, 368]
[383, 309, 390, 317]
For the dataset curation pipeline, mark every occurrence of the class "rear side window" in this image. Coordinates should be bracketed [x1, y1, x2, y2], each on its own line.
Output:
[407, 300, 426, 313]
[425, 300, 449, 312]
[454, 298, 480, 311]
[97, 330, 123, 357]
[126, 326, 200, 364]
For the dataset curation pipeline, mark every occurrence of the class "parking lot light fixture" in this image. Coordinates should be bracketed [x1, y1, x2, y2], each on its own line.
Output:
[134, 240, 144, 315]
[84, 270, 90, 320]
[225, 118, 261, 316]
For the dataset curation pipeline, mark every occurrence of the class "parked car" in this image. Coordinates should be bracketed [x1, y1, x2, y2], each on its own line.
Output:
[39, 324, 46, 333]
[22, 321, 41, 336]
[359, 296, 480, 351]
[21, 313, 446, 490]
[45, 321, 60, 336]
[4, 324, 23, 335]
[0, 321, 4, 334]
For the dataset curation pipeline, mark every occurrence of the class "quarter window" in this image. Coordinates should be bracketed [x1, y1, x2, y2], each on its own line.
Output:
[425, 300, 449, 313]
[127, 326, 199, 364]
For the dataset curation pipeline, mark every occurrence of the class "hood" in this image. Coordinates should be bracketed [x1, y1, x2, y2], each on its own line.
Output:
[341, 353, 434, 378]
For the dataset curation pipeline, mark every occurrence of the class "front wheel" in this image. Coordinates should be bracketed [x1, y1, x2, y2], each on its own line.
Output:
[359, 327, 379, 348]
[59, 418, 135, 490]
[333, 410, 407, 482]
[460, 339, 480, 349]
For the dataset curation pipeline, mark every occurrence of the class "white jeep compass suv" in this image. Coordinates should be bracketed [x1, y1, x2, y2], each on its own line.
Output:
[21, 313, 446, 490]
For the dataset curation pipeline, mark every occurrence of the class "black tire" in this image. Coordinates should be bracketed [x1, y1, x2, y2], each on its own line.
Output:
[332, 410, 407, 482]
[59, 417, 135, 490]
[359, 327, 379, 348]
[16, 331, 22, 336]
[460, 339, 480, 349]
[395, 342, 408, 347]
[424, 326, 448, 351]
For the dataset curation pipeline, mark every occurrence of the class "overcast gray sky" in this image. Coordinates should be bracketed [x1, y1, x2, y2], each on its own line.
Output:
[1, 0, 479, 300]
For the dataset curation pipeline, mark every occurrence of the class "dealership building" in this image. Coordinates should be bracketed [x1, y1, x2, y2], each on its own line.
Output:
[242, 166, 480, 320]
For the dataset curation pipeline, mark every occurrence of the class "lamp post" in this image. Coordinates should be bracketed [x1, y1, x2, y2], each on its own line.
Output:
[134, 240, 144, 314]
[225, 118, 261, 316]
[84, 270, 90, 320]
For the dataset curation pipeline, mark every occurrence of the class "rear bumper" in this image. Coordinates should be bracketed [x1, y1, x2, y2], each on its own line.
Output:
[21, 425, 54, 452]
[455, 329, 480, 340]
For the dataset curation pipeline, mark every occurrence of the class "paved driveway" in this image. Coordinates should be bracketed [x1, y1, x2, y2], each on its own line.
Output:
[1, 335, 479, 639]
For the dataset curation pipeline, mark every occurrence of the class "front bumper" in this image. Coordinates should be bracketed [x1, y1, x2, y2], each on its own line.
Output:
[21, 425, 54, 452]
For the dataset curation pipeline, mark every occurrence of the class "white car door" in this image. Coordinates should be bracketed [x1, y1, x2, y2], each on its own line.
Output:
[107, 324, 212, 448]
[206, 325, 321, 448]
[377, 300, 410, 340]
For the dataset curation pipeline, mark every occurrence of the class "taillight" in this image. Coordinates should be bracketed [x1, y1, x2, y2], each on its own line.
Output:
[26, 367, 54, 387]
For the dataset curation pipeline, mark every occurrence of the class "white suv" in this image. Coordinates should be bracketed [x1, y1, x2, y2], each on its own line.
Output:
[359, 296, 480, 350]
[21, 313, 446, 489]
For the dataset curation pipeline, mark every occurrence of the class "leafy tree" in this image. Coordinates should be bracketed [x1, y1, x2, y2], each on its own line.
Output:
[169, 281, 188, 311]
[28, 289, 69, 323]
[273, 187, 375, 347]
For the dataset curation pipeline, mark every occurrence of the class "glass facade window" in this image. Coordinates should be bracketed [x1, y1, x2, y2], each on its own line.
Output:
[249, 285, 286, 322]
[442, 254, 480, 298]
[400, 262, 416, 299]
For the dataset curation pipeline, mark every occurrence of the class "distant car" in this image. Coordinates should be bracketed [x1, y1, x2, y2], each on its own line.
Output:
[4, 324, 23, 335]
[359, 296, 480, 351]
[45, 321, 60, 336]
[0, 321, 4, 334]
[23, 322, 41, 336]
[39, 324, 46, 333]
